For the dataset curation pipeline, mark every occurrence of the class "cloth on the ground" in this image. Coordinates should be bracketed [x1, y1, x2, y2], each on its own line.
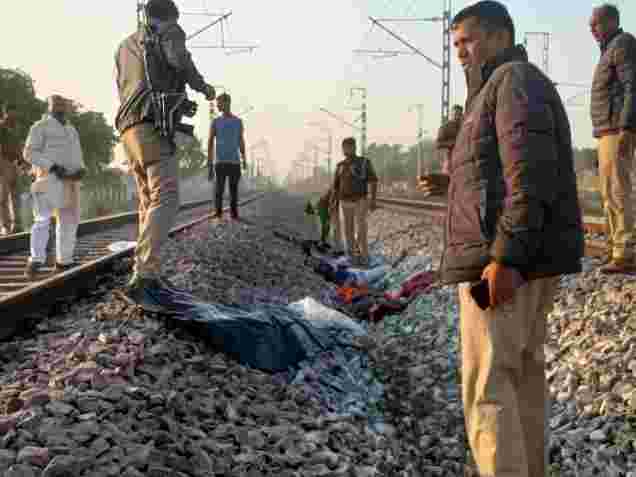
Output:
[313, 259, 388, 288]
[288, 297, 366, 337]
[321, 265, 437, 323]
[107, 241, 137, 253]
[384, 270, 437, 301]
[336, 285, 369, 305]
[279, 298, 383, 422]
[130, 284, 365, 373]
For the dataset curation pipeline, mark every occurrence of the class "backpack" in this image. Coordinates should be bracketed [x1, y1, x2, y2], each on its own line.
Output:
[141, 24, 192, 138]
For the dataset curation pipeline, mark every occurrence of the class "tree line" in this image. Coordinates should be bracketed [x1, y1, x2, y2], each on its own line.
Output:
[365, 139, 598, 187]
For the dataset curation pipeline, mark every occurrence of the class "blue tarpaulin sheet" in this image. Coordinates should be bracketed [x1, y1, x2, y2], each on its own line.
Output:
[133, 285, 363, 373]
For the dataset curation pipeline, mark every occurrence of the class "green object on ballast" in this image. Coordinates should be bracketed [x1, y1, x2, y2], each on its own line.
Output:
[316, 201, 331, 243]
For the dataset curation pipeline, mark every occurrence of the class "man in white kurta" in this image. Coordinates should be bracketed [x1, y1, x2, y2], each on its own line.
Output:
[23, 95, 86, 277]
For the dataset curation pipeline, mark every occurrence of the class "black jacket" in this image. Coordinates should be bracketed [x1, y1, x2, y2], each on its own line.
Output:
[441, 45, 584, 284]
[591, 29, 636, 137]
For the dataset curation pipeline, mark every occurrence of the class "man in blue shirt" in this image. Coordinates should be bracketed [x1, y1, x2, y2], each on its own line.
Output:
[208, 93, 246, 219]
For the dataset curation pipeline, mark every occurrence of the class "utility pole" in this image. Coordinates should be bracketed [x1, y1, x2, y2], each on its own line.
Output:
[304, 141, 324, 186]
[137, 4, 258, 55]
[442, 0, 452, 122]
[136, 0, 145, 29]
[409, 104, 425, 178]
[250, 138, 268, 179]
[524, 32, 550, 75]
[306, 122, 333, 177]
[350, 87, 368, 156]
[357, 2, 452, 124]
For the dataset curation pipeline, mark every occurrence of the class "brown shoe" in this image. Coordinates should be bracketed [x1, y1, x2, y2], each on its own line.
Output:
[24, 261, 44, 279]
[54, 261, 78, 273]
[600, 259, 636, 274]
[211, 210, 223, 219]
[595, 252, 612, 265]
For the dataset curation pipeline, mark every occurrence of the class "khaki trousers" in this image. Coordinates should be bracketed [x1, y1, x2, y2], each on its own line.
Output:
[458, 277, 558, 477]
[598, 134, 634, 260]
[0, 158, 18, 233]
[340, 197, 368, 259]
[330, 203, 344, 252]
[121, 124, 179, 279]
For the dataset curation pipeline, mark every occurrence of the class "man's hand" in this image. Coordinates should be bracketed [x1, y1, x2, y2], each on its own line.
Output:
[618, 130, 635, 158]
[208, 162, 215, 182]
[481, 262, 525, 308]
[368, 200, 378, 212]
[49, 164, 67, 179]
[204, 84, 216, 101]
[416, 173, 450, 196]
[329, 200, 339, 217]
[64, 168, 86, 181]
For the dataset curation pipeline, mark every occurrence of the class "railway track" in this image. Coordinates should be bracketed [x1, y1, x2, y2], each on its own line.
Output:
[376, 195, 608, 257]
[0, 193, 265, 339]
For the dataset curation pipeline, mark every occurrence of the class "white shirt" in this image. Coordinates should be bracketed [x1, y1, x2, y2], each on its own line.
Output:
[23, 114, 85, 208]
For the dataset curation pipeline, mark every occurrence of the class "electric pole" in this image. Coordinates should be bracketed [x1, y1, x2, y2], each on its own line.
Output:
[442, 0, 452, 122]
[357, 1, 453, 124]
[409, 104, 425, 178]
[319, 106, 364, 164]
[523, 33, 590, 106]
[350, 87, 368, 156]
[250, 139, 268, 179]
[137, 0, 145, 29]
[524, 32, 550, 75]
[306, 122, 333, 177]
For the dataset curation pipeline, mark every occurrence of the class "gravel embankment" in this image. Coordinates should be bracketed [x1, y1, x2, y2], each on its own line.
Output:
[0, 192, 634, 476]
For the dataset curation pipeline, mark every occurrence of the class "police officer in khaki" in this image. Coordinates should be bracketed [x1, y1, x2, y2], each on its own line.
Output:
[114, 0, 216, 304]
[0, 104, 20, 236]
[330, 137, 378, 267]
[435, 104, 463, 175]
[589, 4, 636, 273]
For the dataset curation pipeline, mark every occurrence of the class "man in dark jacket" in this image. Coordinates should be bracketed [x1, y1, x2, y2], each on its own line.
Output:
[114, 0, 216, 303]
[419, 2, 583, 476]
[589, 4, 636, 272]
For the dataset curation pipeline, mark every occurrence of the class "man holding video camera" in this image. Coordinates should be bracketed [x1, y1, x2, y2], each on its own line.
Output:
[114, 0, 216, 303]
[418, 2, 583, 475]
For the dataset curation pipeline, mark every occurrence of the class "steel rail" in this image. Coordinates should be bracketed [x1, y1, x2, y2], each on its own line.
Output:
[375, 195, 608, 257]
[0, 193, 266, 339]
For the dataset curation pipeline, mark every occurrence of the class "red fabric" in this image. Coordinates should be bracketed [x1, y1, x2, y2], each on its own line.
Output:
[384, 270, 436, 301]
[336, 285, 369, 305]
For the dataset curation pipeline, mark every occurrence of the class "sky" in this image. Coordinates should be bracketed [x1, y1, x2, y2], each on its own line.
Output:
[2, 0, 635, 179]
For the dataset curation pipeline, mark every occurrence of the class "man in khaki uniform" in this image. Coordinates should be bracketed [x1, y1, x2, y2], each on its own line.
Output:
[114, 0, 216, 302]
[0, 105, 20, 235]
[589, 4, 636, 272]
[330, 137, 378, 266]
[435, 104, 463, 174]
[419, 2, 583, 475]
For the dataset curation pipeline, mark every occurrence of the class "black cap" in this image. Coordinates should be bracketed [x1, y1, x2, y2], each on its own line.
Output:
[145, 0, 179, 21]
